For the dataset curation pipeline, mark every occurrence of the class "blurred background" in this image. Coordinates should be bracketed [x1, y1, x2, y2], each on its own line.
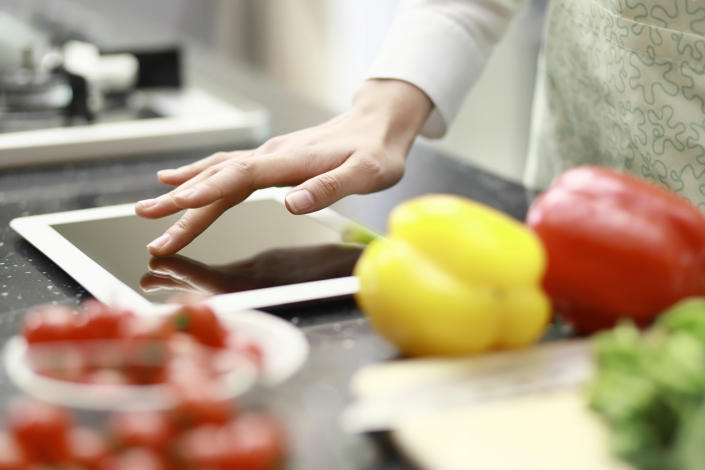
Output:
[0, 0, 547, 183]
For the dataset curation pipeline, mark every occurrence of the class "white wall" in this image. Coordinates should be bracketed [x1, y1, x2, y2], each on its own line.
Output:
[327, 1, 400, 110]
[1, 0, 220, 47]
[3, 0, 545, 182]
[239, 0, 545, 183]
[433, 2, 545, 182]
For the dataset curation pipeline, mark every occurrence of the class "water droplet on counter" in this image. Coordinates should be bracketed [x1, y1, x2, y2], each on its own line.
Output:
[291, 317, 300, 325]
[1, 293, 7, 297]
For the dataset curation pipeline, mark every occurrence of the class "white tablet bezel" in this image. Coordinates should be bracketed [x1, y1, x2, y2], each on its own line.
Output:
[10, 187, 361, 313]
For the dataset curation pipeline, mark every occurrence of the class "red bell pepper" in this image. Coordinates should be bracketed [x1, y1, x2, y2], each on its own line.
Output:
[526, 166, 705, 333]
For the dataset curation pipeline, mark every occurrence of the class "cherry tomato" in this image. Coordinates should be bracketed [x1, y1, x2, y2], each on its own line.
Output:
[98, 448, 165, 470]
[80, 369, 130, 386]
[166, 334, 211, 378]
[169, 379, 231, 428]
[0, 432, 27, 470]
[171, 304, 227, 348]
[165, 334, 213, 385]
[178, 424, 222, 468]
[165, 357, 211, 389]
[108, 411, 174, 452]
[81, 300, 132, 340]
[7, 398, 71, 464]
[67, 427, 108, 469]
[29, 344, 86, 382]
[22, 305, 82, 344]
[222, 413, 284, 470]
[241, 343, 264, 370]
[123, 340, 168, 385]
[119, 316, 174, 342]
[167, 332, 206, 355]
[180, 413, 284, 470]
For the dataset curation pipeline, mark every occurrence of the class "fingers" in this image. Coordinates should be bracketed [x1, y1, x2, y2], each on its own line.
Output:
[157, 151, 238, 186]
[285, 154, 400, 214]
[144, 256, 222, 293]
[148, 256, 211, 283]
[163, 160, 256, 208]
[137, 142, 403, 255]
[140, 272, 199, 294]
[136, 160, 245, 219]
[138, 150, 347, 219]
[146, 200, 230, 256]
[139, 152, 247, 217]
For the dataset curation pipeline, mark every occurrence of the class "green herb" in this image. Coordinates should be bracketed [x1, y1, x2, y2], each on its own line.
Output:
[589, 297, 705, 470]
[172, 311, 190, 330]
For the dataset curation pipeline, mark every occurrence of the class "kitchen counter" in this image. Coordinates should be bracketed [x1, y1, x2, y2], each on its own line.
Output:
[0, 46, 535, 470]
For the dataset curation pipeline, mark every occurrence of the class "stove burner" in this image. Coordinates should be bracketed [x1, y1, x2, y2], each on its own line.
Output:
[0, 12, 183, 134]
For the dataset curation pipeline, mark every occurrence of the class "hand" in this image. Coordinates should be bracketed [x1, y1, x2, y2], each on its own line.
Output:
[135, 79, 433, 256]
[139, 244, 364, 295]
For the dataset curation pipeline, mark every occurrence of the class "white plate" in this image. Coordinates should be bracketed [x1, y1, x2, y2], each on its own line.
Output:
[213, 309, 309, 387]
[4, 309, 308, 411]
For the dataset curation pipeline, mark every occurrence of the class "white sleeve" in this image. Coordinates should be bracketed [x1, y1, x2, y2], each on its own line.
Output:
[367, 0, 525, 137]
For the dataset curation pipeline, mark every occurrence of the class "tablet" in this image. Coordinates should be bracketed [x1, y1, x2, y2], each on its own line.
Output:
[10, 188, 365, 313]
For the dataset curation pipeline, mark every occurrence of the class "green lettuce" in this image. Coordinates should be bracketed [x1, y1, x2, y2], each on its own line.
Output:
[589, 298, 705, 470]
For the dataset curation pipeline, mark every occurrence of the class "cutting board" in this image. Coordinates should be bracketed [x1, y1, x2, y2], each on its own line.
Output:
[392, 389, 635, 470]
[342, 340, 594, 432]
[343, 340, 636, 470]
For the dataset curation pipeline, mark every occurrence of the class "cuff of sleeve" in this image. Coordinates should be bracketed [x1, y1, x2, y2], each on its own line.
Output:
[366, 8, 490, 138]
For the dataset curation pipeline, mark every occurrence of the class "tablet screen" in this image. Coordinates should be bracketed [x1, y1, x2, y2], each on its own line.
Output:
[51, 199, 363, 304]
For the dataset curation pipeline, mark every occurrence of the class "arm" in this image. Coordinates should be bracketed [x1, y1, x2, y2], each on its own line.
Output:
[136, 79, 432, 256]
[136, 0, 524, 256]
[369, 0, 525, 137]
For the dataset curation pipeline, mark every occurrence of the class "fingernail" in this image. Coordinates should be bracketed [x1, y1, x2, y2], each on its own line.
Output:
[158, 169, 178, 178]
[286, 189, 314, 213]
[138, 198, 158, 209]
[177, 188, 198, 200]
[148, 233, 171, 251]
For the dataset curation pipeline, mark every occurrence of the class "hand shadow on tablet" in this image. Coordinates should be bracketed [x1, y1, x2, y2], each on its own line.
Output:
[139, 244, 364, 296]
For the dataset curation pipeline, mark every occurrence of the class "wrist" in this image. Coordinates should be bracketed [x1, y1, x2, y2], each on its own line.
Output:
[351, 79, 433, 148]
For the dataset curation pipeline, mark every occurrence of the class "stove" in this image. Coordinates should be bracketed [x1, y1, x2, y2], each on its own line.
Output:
[0, 11, 268, 168]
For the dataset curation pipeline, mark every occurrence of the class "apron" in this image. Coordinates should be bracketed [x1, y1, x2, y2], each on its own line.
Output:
[524, 0, 705, 209]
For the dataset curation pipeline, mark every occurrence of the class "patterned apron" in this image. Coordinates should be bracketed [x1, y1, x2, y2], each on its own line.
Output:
[525, 0, 705, 208]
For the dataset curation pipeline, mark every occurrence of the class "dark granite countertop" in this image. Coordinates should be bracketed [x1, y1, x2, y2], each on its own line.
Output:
[0, 42, 534, 469]
[0, 144, 531, 470]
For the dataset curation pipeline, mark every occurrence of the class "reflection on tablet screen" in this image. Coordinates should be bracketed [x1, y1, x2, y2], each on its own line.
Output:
[52, 199, 362, 303]
[140, 245, 362, 296]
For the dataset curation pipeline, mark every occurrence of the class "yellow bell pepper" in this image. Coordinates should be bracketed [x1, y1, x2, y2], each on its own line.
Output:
[354, 194, 551, 356]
